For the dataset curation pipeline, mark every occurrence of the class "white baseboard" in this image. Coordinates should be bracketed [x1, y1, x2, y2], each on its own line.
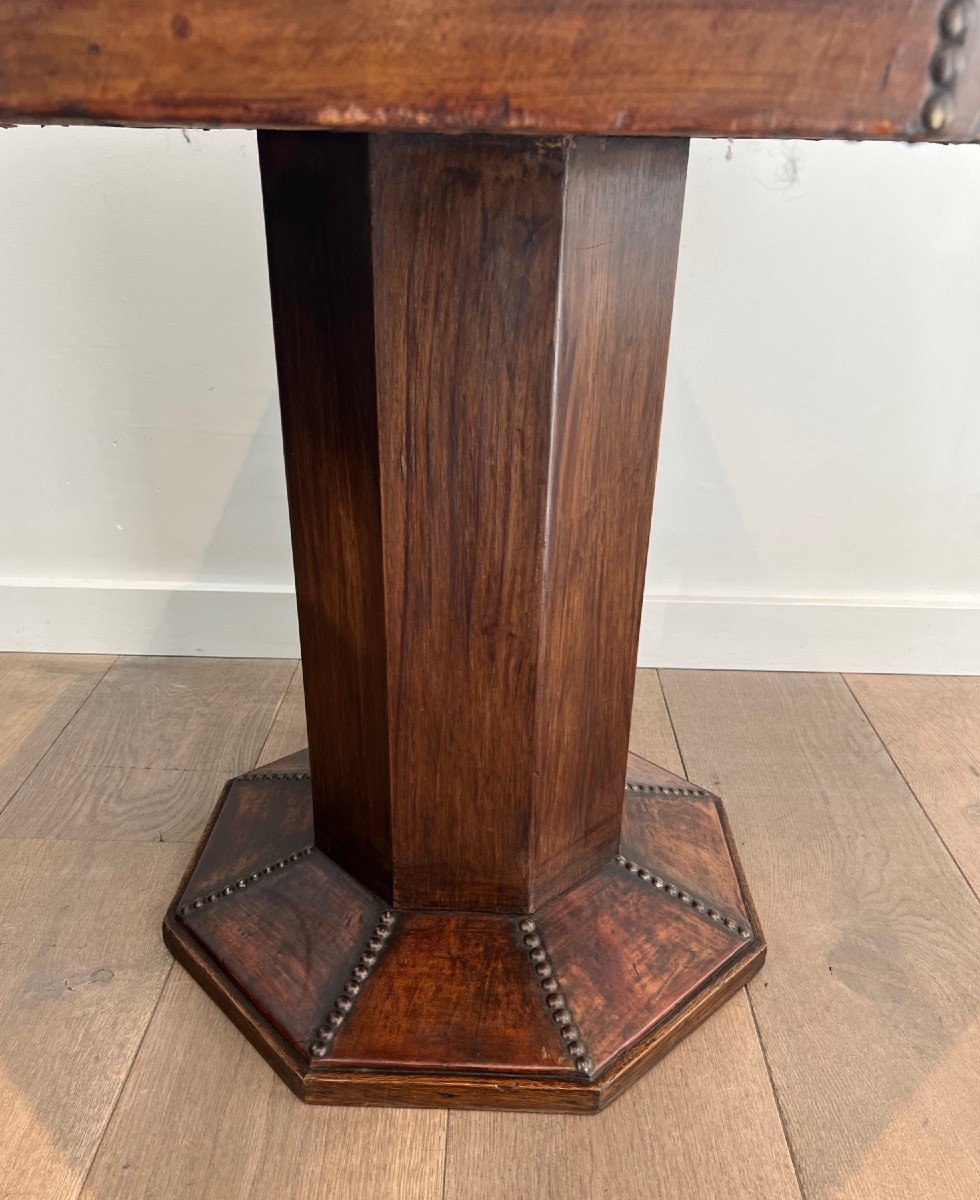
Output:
[637, 595, 980, 674]
[0, 580, 301, 658]
[0, 581, 976, 673]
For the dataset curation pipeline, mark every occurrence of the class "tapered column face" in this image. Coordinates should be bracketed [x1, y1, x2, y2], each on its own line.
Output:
[259, 131, 688, 911]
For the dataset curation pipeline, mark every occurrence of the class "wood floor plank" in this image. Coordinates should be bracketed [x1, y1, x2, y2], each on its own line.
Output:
[0, 653, 114, 809]
[444, 991, 800, 1200]
[629, 668, 684, 775]
[0, 656, 295, 842]
[845, 674, 980, 895]
[660, 670, 980, 1200]
[0, 838, 183, 1200]
[80, 969, 447, 1200]
[443, 669, 801, 1200]
[256, 663, 306, 766]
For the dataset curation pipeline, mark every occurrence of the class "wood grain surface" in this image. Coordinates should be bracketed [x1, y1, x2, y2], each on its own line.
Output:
[0, 656, 294, 842]
[328, 913, 572, 1075]
[661, 669, 980, 1200]
[255, 663, 306, 767]
[186, 851, 385, 1056]
[0, 838, 182, 1200]
[262, 132, 686, 912]
[79, 971, 447, 1200]
[537, 861, 750, 1072]
[2, 0, 978, 142]
[846, 673, 980, 895]
[0, 653, 113, 809]
[442, 665, 800, 1199]
[164, 740, 761, 1110]
[529, 136, 687, 906]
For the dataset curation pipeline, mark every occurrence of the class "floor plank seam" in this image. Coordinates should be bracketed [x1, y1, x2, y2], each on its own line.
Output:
[656, 668, 692, 780]
[252, 658, 301, 768]
[841, 674, 980, 905]
[744, 986, 808, 1200]
[75, 959, 176, 1200]
[439, 1110, 452, 1200]
[0, 653, 118, 820]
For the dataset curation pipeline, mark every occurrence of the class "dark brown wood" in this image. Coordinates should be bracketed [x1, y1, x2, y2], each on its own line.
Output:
[3, 0, 979, 141]
[261, 131, 687, 912]
[164, 749, 766, 1111]
[530, 138, 686, 906]
[329, 913, 572, 1075]
[260, 133, 393, 899]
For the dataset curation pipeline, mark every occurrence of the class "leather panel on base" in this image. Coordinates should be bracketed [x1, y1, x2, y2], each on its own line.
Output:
[165, 749, 765, 1111]
[536, 861, 750, 1073]
[622, 792, 750, 921]
[183, 773, 313, 902]
[182, 850, 383, 1055]
[328, 911, 572, 1075]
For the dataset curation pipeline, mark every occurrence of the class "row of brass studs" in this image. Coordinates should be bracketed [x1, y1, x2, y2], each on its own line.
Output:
[238, 770, 704, 797]
[625, 781, 712, 798]
[309, 912, 397, 1059]
[922, 0, 974, 132]
[615, 854, 753, 941]
[517, 917, 595, 1077]
[177, 844, 315, 915]
[236, 770, 312, 782]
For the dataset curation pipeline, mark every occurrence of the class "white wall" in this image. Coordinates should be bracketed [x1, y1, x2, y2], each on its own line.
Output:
[0, 128, 978, 671]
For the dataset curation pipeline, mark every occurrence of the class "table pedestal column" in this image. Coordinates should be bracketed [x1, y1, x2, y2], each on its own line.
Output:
[164, 131, 765, 1112]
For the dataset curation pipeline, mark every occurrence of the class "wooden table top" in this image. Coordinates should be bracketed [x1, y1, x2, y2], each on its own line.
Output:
[2, 0, 977, 142]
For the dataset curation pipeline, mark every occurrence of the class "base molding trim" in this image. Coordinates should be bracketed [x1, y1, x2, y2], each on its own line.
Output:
[638, 595, 980, 673]
[3, 581, 975, 672]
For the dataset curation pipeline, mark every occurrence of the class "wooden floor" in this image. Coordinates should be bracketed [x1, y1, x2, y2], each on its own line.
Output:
[0, 656, 976, 1200]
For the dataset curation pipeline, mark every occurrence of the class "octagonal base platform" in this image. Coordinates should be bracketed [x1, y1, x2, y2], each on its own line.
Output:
[164, 750, 765, 1113]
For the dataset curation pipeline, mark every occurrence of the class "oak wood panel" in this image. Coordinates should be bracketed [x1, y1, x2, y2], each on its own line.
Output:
[262, 133, 687, 912]
[846, 673, 980, 894]
[623, 791, 750, 920]
[260, 131, 396, 899]
[661, 670, 980, 1200]
[181, 773, 313, 902]
[370, 133, 567, 911]
[79, 970, 447, 1200]
[0, 656, 294, 841]
[530, 137, 687, 905]
[0, 838, 183, 1200]
[2, 0, 976, 142]
[0, 652, 113, 809]
[165, 747, 761, 1108]
[537, 861, 748, 1072]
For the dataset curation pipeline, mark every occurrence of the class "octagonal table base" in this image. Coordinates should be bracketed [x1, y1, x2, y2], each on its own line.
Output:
[165, 750, 764, 1112]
